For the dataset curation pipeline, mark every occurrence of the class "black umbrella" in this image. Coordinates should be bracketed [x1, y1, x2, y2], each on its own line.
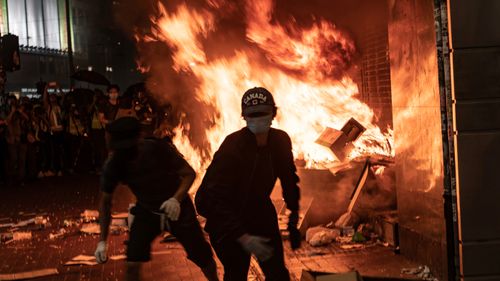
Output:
[71, 70, 110, 86]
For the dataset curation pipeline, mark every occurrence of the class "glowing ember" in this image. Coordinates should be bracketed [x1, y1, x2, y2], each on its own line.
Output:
[135, 0, 394, 173]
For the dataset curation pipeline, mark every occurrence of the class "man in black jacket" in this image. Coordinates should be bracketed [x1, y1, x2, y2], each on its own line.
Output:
[94, 117, 218, 281]
[196, 87, 301, 281]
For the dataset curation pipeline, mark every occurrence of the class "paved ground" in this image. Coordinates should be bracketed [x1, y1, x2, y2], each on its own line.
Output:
[0, 175, 421, 281]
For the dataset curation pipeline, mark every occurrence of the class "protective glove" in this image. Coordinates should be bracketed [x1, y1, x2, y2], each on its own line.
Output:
[94, 241, 108, 263]
[238, 234, 273, 262]
[160, 197, 181, 221]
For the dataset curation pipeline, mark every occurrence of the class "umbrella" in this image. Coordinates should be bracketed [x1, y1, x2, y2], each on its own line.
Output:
[125, 82, 146, 97]
[71, 70, 110, 86]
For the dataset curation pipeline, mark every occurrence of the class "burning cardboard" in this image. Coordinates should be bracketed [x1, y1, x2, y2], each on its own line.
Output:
[316, 118, 366, 161]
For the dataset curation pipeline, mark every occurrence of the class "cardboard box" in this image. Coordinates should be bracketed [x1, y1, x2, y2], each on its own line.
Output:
[316, 118, 366, 161]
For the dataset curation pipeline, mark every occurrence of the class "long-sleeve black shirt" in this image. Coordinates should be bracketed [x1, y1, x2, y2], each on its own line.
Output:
[196, 127, 300, 242]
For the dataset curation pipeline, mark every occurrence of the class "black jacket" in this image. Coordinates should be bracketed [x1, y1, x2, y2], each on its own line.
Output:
[195, 127, 300, 242]
[101, 138, 185, 211]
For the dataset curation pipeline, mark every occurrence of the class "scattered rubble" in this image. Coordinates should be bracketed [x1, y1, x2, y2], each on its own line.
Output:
[80, 223, 100, 234]
[49, 229, 67, 240]
[63, 219, 79, 227]
[109, 254, 127, 261]
[64, 255, 98, 266]
[402, 266, 439, 281]
[111, 212, 128, 219]
[80, 210, 99, 222]
[12, 232, 32, 241]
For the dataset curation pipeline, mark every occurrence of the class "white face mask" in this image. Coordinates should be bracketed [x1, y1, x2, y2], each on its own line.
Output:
[245, 114, 273, 134]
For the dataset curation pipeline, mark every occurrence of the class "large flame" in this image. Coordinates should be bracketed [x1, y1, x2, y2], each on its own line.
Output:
[136, 0, 394, 173]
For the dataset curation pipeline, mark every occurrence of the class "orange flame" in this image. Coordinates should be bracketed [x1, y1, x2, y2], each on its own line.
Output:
[136, 0, 394, 173]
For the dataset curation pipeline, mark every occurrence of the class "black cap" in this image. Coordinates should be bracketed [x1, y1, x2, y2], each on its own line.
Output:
[241, 87, 275, 116]
[107, 117, 141, 149]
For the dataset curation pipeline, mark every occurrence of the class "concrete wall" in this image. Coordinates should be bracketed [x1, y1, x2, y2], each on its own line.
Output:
[387, 0, 448, 279]
[447, 0, 500, 279]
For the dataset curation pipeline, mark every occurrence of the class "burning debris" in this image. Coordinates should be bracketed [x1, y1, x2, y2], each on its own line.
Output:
[316, 118, 366, 161]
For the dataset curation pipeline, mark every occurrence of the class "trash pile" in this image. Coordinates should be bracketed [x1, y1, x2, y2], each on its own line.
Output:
[0, 214, 50, 244]
[304, 220, 385, 250]
[402, 266, 439, 281]
[0, 209, 130, 245]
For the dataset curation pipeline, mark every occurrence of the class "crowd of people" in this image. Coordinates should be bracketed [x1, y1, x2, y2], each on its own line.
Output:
[0, 82, 165, 186]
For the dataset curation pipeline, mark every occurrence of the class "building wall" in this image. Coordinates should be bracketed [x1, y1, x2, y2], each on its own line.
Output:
[0, 0, 91, 93]
[5, 52, 69, 94]
[387, 0, 448, 279]
[447, 0, 500, 279]
[359, 20, 393, 130]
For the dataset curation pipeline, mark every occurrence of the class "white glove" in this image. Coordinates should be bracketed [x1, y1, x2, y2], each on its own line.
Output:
[95, 241, 108, 263]
[160, 197, 181, 221]
[238, 234, 273, 262]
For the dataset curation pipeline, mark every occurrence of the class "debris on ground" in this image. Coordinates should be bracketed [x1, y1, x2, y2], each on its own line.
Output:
[402, 266, 439, 281]
[339, 244, 366, 250]
[111, 218, 127, 227]
[63, 219, 79, 227]
[109, 254, 127, 261]
[80, 210, 99, 222]
[0, 268, 59, 280]
[48, 228, 67, 240]
[111, 212, 128, 219]
[351, 232, 366, 243]
[306, 226, 340, 247]
[64, 255, 98, 266]
[12, 232, 32, 241]
[0, 233, 13, 243]
[80, 223, 100, 234]
[341, 226, 355, 237]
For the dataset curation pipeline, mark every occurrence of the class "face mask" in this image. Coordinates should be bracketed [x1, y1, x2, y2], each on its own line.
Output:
[245, 114, 273, 134]
[109, 93, 118, 100]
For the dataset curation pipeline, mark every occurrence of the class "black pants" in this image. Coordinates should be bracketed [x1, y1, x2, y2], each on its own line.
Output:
[90, 129, 106, 171]
[7, 142, 27, 183]
[127, 198, 215, 268]
[210, 230, 290, 281]
[49, 131, 64, 172]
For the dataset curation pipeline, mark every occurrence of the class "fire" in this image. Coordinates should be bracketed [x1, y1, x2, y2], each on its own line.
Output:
[135, 0, 394, 174]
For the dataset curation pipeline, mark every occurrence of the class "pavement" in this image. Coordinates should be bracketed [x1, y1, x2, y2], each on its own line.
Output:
[0, 175, 421, 281]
